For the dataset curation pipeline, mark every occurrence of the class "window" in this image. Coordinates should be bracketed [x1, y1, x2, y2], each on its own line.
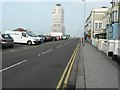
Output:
[54, 24, 56, 26]
[115, 11, 117, 21]
[95, 23, 98, 28]
[22, 33, 26, 37]
[112, 11, 118, 21]
[95, 23, 102, 29]
[112, 11, 114, 21]
[99, 23, 102, 28]
[2, 34, 11, 39]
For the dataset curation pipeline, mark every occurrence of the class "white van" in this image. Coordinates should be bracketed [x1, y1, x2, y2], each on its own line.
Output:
[5, 31, 41, 45]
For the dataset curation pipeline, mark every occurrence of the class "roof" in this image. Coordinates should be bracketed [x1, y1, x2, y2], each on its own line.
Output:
[13, 28, 27, 32]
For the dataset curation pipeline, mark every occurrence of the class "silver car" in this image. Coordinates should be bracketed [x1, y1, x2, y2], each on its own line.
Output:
[0, 34, 14, 48]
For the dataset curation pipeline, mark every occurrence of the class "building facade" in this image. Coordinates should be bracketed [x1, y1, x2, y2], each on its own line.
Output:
[84, 0, 120, 60]
[103, 8, 113, 41]
[110, 0, 119, 40]
[50, 4, 65, 36]
[85, 7, 109, 45]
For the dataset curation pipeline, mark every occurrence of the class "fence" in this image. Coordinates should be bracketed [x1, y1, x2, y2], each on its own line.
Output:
[102, 43, 109, 55]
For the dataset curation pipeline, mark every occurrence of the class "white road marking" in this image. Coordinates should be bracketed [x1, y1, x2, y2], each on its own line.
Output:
[24, 48, 28, 49]
[38, 54, 41, 56]
[41, 52, 45, 54]
[56, 45, 62, 48]
[0, 60, 27, 73]
[32, 46, 38, 47]
[41, 49, 53, 54]
[9, 50, 16, 52]
[47, 49, 53, 52]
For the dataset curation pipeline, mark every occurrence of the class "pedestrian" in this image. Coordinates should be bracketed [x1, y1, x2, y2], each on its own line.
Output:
[81, 37, 84, 46]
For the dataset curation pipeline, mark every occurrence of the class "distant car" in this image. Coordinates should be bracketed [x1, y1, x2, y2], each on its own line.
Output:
[45, 35, 52, 41]
[38, 35, 46, 42]
[56, 36, 60, 41]
[62, 36, 67, 40]
[0, 34, 14, 48]
[51, 36, 57, 41]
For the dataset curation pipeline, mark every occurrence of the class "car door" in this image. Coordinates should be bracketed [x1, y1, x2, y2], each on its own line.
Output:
[20, 32, 28, 44]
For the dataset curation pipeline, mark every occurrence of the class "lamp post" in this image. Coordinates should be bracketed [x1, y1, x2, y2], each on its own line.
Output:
[118, 0, 120, 40]
[82, 0, 86, 40]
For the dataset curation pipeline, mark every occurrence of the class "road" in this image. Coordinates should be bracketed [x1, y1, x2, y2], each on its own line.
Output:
[2, 38, 79, 88]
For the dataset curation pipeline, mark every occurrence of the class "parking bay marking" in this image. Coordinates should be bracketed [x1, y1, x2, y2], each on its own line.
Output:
[56, 45, 62, 48]
[24, 48, 28, 49]
[9, 50, 16, 52]
[38, 54, 41, 56]
[41, 49, 53, 54]
[0, 60, 27, 73]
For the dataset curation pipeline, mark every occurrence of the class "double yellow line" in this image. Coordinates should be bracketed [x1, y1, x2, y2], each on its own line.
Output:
[56, 43, 79, 90]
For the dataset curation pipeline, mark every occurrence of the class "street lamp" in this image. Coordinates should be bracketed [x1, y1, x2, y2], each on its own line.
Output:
[118, 0, 120, 40]
[82, 0, 86, 40]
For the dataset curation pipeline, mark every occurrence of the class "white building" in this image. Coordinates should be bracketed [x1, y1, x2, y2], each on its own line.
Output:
[50, 4, 65, 37]
[103, 8, 112, 40]
[85, 7, 109, 45]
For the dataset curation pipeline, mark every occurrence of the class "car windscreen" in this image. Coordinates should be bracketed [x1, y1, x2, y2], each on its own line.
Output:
[2, 34, 12, 39]
[26, 31, 37, 37]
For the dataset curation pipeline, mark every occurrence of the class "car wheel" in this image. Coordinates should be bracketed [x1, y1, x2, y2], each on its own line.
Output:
[27, 41, 32, 45]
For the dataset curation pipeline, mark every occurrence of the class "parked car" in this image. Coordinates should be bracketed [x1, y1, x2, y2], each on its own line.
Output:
[56, 36, 60, 41]
[62, 35, 70, 40]
[45, 35, 52, 41]
[62, 35, 67, 40]
[5, 30, 41, 45]
[0, 34, 14, 48]
[51, 36, 57, 41]
[38, 35, 46, 42]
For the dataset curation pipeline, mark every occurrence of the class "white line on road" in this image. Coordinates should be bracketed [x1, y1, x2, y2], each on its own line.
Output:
[41, 49, 53, 54]
[24, 48, 28, 49]
[9, 50, 16, 52]
[56, 45, 62, 48]
[0, 60, 27, 73]
[32, 46, 38, 48]
[38, 54, 41, 56]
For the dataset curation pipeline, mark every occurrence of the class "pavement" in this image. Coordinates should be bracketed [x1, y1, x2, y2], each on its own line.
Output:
[75, 41, 119, 89]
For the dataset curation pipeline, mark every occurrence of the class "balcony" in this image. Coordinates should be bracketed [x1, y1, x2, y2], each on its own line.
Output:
[94, 29, 106, 34]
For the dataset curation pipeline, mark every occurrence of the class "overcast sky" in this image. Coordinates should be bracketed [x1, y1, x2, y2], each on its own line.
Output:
[1, 0, 111, 37]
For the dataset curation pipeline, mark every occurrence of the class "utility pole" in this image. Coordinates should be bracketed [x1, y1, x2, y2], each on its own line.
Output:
[84, 0, 86, 40]
[82, 0, 86, 39]
[118, 0, 120, 40]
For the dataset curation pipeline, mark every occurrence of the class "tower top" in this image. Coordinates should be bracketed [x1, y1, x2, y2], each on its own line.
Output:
[56, 4, 61, 6]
